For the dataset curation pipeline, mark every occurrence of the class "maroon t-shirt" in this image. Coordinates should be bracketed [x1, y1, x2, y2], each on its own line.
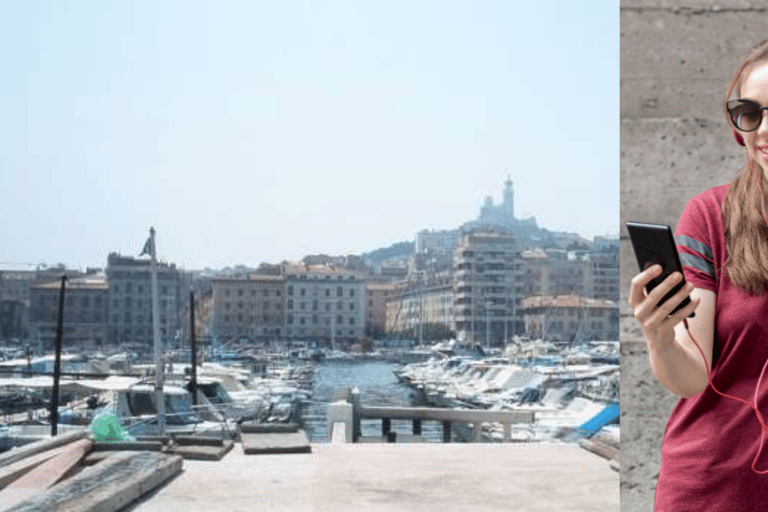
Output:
[655, 184, 768, 510]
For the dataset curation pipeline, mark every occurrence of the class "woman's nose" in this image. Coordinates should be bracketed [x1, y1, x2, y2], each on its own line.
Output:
[758, 109, 768, 134]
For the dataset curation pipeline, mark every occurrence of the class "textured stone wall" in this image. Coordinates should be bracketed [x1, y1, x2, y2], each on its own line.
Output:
[620, 2, 768, 510]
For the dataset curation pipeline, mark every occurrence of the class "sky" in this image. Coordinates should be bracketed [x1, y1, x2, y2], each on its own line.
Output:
[0, 1, 618, 271]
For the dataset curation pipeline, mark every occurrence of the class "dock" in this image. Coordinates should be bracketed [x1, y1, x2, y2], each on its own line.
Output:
[127, 442, 618, 512]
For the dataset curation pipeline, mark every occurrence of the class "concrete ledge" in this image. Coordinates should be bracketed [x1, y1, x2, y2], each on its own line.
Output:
[238, 423, 299, 434]
[331, 422, 347, 444]
[241, 431, 311, 455]
[166, 441, 234, 461]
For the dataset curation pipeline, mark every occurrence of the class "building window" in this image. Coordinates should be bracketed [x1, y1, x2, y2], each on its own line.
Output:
[349, 289, 355, 297]
[288, 286, 293, 296]
[300, 288, 306, 297]
[337, 286, 342, 297]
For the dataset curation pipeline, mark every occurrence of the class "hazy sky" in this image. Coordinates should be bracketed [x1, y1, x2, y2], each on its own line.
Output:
[0, 1, 618, 271]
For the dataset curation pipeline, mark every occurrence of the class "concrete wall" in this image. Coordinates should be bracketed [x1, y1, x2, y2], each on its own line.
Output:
[620, 2, 768, 510]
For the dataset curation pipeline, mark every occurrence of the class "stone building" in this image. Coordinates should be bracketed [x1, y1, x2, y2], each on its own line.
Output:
[210, 274, 285, 342]
[365, 282, 396, 338]
[29, 274, 109, 351]
[520, 294, 619, 343]
[283, 264, 367, 346]
[0, 265, 88, 342]
[106, 253, 184, 349]
[582, 245, 620, 302]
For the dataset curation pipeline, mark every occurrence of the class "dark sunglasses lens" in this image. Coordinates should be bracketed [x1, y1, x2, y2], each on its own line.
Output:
[728, 100, 761, 131]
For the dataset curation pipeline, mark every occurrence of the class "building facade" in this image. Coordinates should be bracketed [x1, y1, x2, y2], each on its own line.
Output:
[384, 273, 453, 341]
[106, 253, 184, 349]
[284, 264, 367, 346]
[211, 275, 285, 342]
[520, 294, 619, 343]
[29, 275, 110, 351]
[452, 231, 518, 346]
[366, 282, 395, 338]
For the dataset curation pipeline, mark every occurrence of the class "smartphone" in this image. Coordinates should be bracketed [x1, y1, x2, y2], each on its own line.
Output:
[626, 221, 695, 318]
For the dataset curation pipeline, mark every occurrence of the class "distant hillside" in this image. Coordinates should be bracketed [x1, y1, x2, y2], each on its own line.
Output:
[361, 241, 414, 265]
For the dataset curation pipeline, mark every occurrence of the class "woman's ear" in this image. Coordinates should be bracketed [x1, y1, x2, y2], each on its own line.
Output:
[733, 128, 746, 146]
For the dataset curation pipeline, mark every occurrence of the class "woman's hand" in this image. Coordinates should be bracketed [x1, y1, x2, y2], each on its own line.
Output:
[628, 264, 715, 398]
[628, 264, 700, 356]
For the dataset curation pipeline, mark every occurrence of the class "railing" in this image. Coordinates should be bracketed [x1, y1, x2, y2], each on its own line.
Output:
[359, 405, 534, 443]
[326, 390, 537, 444]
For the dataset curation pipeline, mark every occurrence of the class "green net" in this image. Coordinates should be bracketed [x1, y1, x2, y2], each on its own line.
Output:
[89, 409, 135, 442]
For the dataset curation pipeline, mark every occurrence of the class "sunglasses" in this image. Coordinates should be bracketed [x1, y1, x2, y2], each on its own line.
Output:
[727, 98, 768, 132]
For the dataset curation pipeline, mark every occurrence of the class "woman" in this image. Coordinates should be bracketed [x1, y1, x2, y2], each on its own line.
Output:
[629, 39, 768, 510]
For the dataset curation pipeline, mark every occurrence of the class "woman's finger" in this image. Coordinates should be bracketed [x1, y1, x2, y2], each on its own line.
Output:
[648, 281, 695, 325]
[629, 264, 663, 306]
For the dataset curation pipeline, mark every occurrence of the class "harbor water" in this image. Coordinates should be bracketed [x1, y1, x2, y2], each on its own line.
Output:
[301, 360, 443, 442]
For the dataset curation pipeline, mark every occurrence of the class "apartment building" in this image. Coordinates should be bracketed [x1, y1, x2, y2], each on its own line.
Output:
[210, 275, 285, 342]
[284, 264, 367, 346]
[452, 231, 518, 345]
[384, 273, 452, 340]
[106, 253, 184, 348]
[366, 282, 396, 338]
[29, 274, 110, 351]
[520, 294, 619, 343]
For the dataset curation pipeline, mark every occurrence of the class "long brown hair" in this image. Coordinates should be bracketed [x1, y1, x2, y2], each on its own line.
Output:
[722, 39, 768, 294]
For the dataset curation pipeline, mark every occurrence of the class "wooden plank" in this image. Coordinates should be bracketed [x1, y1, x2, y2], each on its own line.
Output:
[93, 441, 164, 452]
[241, 430, 311, 455]
[0, 438, 92, 512]
[578, 438, 620, 463]
[0, 430, 87, 468]
[6, 451, 183, 512]
[0, 443, 74, 490]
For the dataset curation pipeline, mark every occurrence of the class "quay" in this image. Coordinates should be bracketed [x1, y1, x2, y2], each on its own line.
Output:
[128, 442, 618, 512]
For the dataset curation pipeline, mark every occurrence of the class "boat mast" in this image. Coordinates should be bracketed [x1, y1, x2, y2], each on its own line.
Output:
[146, 227, 165, 437]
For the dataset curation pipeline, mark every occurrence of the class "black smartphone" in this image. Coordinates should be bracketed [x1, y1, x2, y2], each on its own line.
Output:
[626, 221, 695, 318]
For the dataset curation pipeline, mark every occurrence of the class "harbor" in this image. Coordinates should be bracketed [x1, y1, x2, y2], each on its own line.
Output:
[0, 339, 619, 511]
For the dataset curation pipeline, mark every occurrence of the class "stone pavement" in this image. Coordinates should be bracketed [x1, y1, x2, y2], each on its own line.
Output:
[127, 442, 618, 512]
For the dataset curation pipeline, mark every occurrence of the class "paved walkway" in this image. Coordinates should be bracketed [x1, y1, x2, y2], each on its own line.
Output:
[128, 442, 618, 512]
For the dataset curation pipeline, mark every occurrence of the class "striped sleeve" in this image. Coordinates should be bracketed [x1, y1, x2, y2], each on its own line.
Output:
[674, 195, 718, 292]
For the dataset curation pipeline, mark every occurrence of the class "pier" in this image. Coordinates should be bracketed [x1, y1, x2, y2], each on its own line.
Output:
[129, 443, 618, 512]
